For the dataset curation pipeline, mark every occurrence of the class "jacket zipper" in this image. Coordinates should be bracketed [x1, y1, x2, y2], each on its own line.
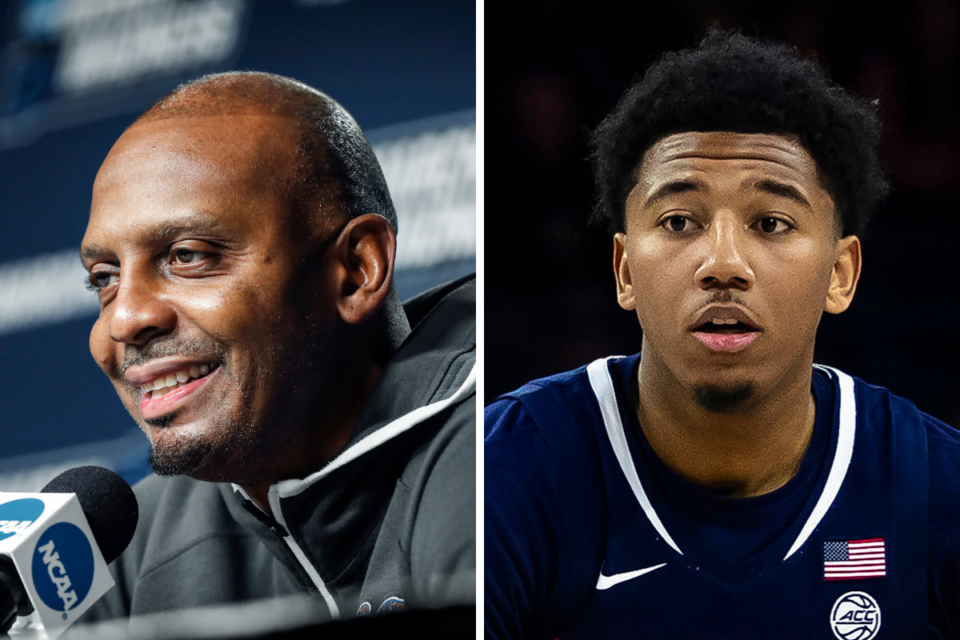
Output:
[239, 500, 289, 536]
[233, 485, 341, 619]
[267, 488, 341, 620]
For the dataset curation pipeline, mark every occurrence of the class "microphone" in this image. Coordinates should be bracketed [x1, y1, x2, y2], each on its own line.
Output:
[0, 466, 139, 638]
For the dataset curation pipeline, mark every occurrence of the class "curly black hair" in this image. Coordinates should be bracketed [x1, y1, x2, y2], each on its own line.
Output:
[590, 29, 888, 237]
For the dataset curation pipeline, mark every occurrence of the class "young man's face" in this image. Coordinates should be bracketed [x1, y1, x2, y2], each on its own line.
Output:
[613, 132, 860, 410]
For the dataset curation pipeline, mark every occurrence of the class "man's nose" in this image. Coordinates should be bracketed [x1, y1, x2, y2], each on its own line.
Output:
[106, 272, 176, 345]
[695, 213, 754, 291]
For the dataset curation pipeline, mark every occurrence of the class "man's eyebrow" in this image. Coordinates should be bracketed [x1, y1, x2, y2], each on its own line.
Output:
[79, 213, 230, 265]
[644, 179, 703, 207]
[750, 179, 812, 209]
[149, 216, 229, 242]
[80, 245, 110, 263]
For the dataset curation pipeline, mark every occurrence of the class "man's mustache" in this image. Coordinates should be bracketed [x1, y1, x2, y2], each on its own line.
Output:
[119, 337, 225, 376]
[696, 290, 753, 310]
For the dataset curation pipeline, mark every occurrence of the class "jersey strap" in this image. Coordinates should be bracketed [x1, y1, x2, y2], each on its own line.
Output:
[586, 357, 683, 556]
[783, 365, 857, 559]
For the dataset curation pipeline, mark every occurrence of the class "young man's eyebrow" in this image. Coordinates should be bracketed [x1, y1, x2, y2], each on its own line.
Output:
[644, 179, 703, 207]
[751, 179, 812, 209]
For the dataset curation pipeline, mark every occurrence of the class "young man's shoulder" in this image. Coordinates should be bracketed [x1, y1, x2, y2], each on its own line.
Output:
[485, 360, 605, 494]
[484, 360, 620, 640]
[484, 355, 635, 443]
[487, 360, 596, 407]
[849, 371, 960, 452]
[852, 374, 960, 636]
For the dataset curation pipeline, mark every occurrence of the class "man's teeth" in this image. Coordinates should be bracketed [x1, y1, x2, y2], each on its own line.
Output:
[141, 364, 213, 398]
[711, 318, 740, 325]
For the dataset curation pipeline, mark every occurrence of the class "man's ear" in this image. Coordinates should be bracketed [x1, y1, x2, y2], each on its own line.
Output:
[613, 233, 636, 311]
[825, 235, 862, 314]
[330, 213, 397, 324]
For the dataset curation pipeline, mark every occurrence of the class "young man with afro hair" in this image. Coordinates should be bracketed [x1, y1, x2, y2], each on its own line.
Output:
[485, 30, 960, 639]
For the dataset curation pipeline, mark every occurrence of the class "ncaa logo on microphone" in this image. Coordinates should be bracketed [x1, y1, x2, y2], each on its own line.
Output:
[30, 522, 95, 615]
[830, 591, 881, 640]
[0, 498, 45, 541]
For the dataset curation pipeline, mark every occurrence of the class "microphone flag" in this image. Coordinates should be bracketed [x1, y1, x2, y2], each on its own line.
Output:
[0, 492, 114, 639]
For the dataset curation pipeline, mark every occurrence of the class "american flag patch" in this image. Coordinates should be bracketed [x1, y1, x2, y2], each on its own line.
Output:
[823, 538, 886, 581]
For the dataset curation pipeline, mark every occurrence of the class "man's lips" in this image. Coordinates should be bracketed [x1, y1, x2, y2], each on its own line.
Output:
[689, 304, 762, 353]
[125, 358, 218, 387]
[689, 304, 761, 332]
[692, 331, 760, 352]
[139, 365, 221, 420]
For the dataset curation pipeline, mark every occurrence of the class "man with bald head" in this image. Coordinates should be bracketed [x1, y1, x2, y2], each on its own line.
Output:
[78, 72, 475, 623]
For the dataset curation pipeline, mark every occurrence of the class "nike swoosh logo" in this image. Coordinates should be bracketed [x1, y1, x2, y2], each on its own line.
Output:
[596, 562, 668, 590]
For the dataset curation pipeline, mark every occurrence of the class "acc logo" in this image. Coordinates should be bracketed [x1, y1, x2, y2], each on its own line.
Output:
[0, 498, 45, 542]
[30, 523, 95, 615]
[831, 591, 881, 640]
[378, 596, 405, 613]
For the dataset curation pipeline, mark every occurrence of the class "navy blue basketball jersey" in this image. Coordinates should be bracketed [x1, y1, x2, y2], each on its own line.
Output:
[485, 355, 960, 639]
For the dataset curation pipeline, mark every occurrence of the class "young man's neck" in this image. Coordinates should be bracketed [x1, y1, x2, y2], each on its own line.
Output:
[635, 353, 817, 498]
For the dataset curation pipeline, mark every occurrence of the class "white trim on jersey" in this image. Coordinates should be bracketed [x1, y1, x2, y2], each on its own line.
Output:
[587, 357, 683, 555]
[587, 357, 858, 563]
[783, 365, 856, 560]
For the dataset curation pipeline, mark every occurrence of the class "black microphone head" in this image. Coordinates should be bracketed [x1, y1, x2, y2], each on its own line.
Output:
[41, 466, 139, 564]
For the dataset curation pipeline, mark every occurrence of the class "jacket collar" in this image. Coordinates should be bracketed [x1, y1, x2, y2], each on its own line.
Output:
[350, 273, 475, 445]
[228, 274, 475, 503]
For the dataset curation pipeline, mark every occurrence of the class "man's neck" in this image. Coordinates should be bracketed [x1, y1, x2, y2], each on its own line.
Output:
[635, 355, 817, 498]
[239, 322, 394, 512]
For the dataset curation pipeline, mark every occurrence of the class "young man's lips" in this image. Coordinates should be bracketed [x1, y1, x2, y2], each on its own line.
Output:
[140, 366, 220, 420]
[693, 331, 760, 352]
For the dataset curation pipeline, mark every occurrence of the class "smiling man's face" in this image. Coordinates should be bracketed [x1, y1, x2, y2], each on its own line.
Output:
[82, 112, 344, 482]
[614, 131, 861, 410]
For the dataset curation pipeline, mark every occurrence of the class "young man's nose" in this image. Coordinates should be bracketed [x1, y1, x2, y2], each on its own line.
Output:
[695, 214, 754, 291]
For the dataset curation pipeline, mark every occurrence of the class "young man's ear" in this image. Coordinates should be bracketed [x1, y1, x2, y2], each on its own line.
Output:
[614, 233, 637, 311]
[824, 235, 861, 314]
[330, 213, 397, 324]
